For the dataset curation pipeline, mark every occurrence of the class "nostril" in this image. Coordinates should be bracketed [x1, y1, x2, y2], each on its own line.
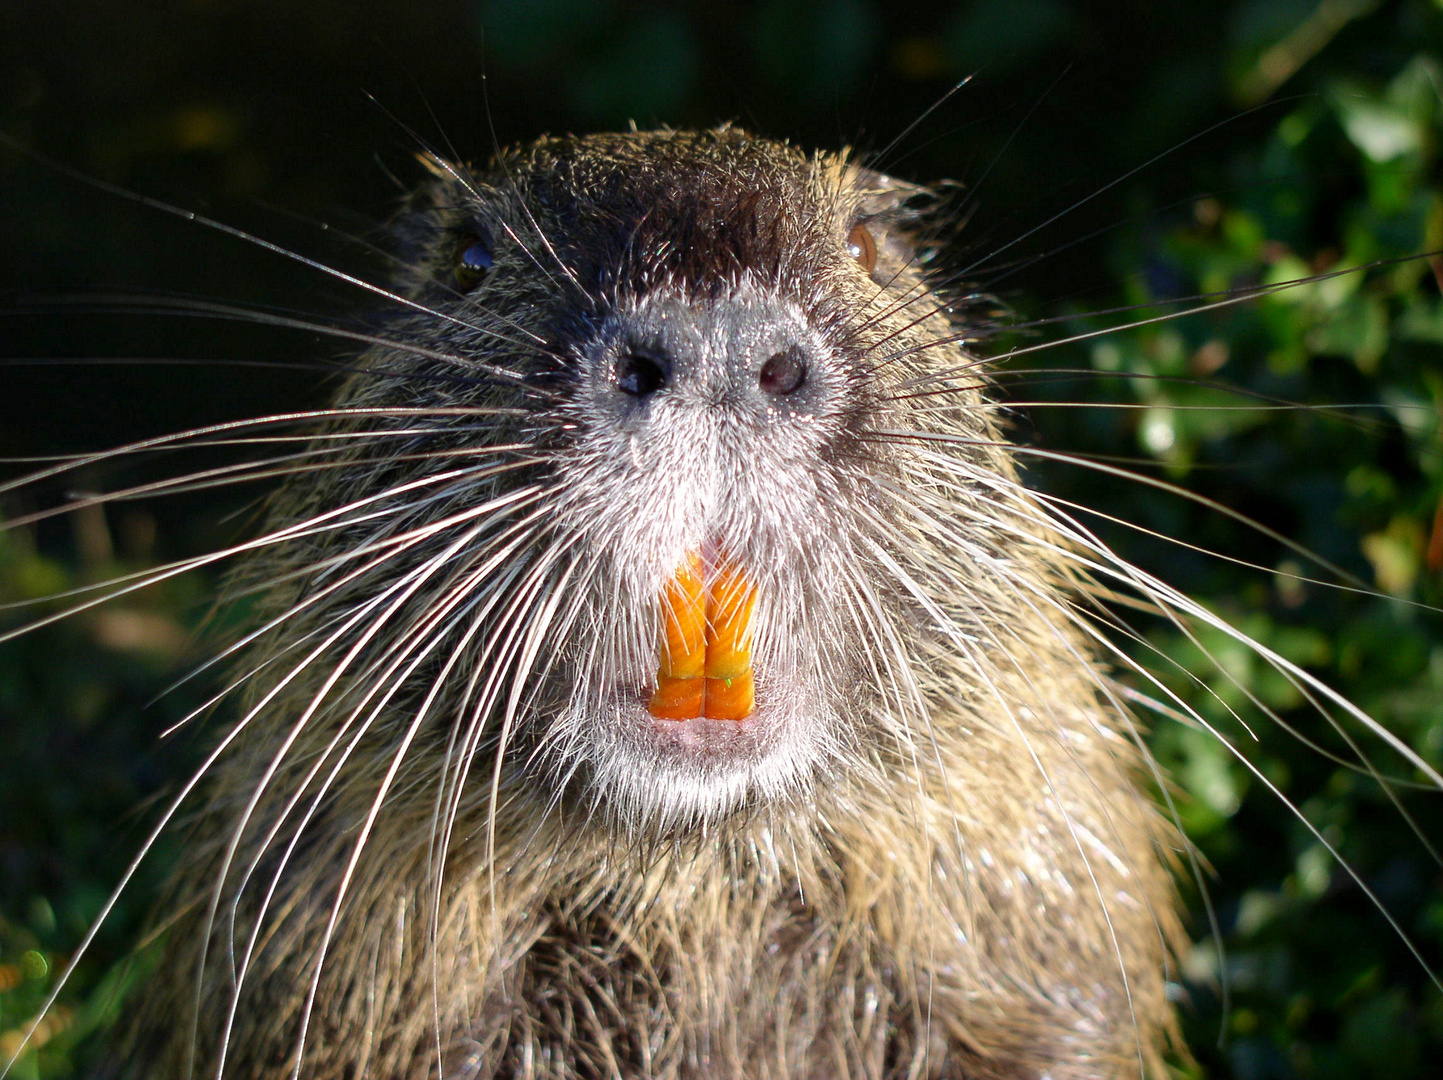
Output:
[759, 346, 807, 396]
[615, 351, 670, 397]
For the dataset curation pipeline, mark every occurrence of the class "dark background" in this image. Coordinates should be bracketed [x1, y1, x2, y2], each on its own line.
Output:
[2, 1, 1442, 1076]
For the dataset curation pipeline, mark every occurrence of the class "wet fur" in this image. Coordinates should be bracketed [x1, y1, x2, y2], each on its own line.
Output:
[93, 128, 1188, 1078]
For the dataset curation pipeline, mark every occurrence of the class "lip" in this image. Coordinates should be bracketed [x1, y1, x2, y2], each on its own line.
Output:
[645, 705, 767, 752]
[569, 679, 828, 828]
[613, 686, 780, 766]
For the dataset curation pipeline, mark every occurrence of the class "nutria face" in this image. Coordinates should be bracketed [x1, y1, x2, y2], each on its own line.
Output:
[344, 129, 983, 832]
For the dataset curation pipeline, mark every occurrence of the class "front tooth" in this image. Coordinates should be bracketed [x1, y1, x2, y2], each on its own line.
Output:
[701, 672, 755, 722]
[703, 563, 756, 681]
[647, 551, 757, 721]
[657, 551, 706, 680]
[648, 676, 706, 721]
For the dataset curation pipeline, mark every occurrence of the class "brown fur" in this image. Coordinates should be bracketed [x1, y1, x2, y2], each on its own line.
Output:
[115, 128, 1183, 1079]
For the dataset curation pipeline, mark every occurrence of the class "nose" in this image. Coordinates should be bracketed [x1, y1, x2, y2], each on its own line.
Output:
[612, 338, 810, 403]
[602, 288, 825, 417]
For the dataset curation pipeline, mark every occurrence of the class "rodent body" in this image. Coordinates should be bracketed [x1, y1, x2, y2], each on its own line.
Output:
[112, 128, 1180, 1079]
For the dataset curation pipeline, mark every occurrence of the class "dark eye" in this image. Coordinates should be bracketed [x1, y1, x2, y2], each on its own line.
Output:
[759, 345, 806, 396]
[615, 351, 669, 397]
[454, 234, 494, 292]
[847, 222, 877, 275]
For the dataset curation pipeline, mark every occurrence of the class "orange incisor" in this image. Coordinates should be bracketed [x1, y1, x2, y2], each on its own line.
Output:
[648, 552, 757, 721]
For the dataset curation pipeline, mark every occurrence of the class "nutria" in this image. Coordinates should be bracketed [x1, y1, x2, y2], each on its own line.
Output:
[37, 127, 1192, 1079]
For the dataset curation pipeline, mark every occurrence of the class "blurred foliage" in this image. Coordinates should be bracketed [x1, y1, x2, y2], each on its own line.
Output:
[0, 519, 202, 1076]
[1005, 26, 1443, 1080]
[2, 0, 1443, 1077]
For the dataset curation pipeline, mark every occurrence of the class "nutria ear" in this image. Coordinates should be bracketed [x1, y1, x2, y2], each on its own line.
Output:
[405, 152, 480, 216]
[406, 152, 481, 216]
[844, 166, 941, 283]
[848, 165, 925, 205]
[416, 150, 459, 180]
